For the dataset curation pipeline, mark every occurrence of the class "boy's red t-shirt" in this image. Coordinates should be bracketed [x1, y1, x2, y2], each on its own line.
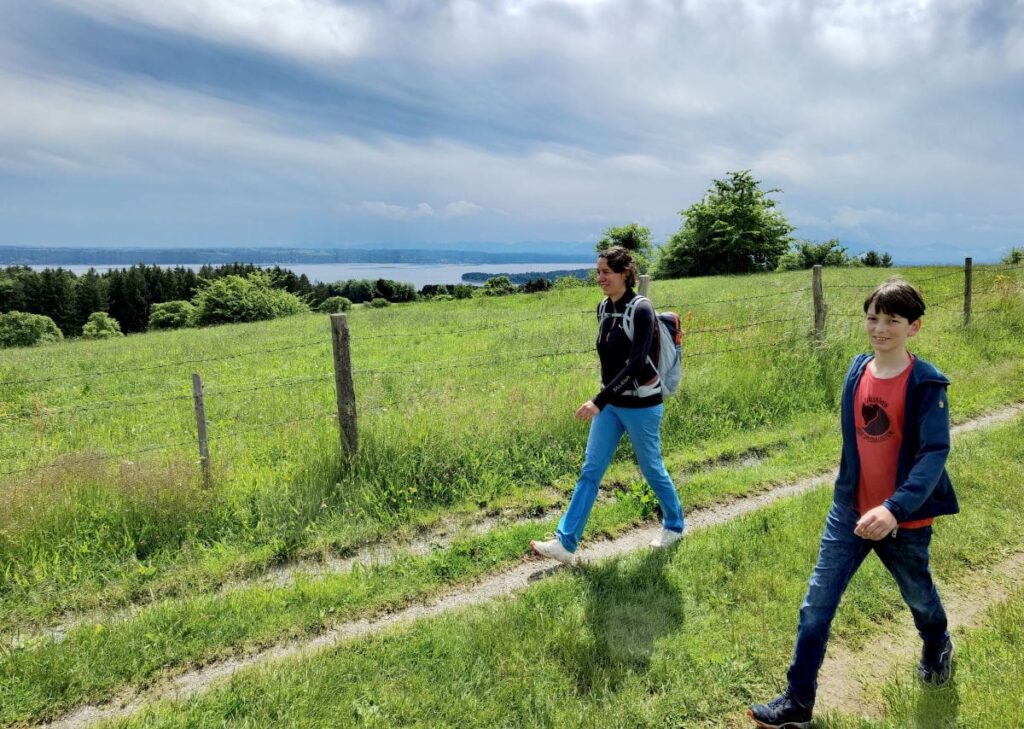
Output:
[854, 356, 933, 529]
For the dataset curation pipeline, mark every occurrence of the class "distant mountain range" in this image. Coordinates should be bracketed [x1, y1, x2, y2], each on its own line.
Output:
[0, 245, 595, 266]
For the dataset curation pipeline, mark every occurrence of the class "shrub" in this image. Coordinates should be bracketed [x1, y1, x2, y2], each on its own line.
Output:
[0, 311, 63, 348]
[552, 275, 586, 290]
[862, 250, 894, 268]
[452, 284, 475, 299]
[193, 272, 309, 325]
[522, 278, 552, 293]
[317, 296, 352, 314]
[1002, 247, 1024, 265]
[81, 312, 124, 339]
[775, 252, 802, 272]
[368, 297, 390, 308]
[432, 294, 455, 302]
[482, 276, 516, 296]
[148, 300, 196, 330]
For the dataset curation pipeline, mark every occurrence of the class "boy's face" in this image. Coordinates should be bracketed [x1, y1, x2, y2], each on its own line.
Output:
[864, 301, 921, 355]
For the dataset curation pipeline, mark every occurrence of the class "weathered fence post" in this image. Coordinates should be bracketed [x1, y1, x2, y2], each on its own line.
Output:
[963, 257, 973, 327]
[330, 313, 358, 456]
[638, 274, 650, 298]
[191, 372, 212, 488]
[812, 264, 826, 344]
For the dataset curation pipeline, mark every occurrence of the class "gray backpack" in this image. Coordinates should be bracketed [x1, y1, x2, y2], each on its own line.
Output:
[597, 295, 683, 396]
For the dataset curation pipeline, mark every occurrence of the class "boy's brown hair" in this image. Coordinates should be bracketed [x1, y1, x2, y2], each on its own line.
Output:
[863, 277, 926, 322]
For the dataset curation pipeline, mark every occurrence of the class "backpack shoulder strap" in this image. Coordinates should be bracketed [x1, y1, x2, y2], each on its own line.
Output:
[622, 295, 649, 341]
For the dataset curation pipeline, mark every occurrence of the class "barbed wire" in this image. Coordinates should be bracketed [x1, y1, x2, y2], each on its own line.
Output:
[0, 337, 327, 388]
[0, 438, 196, 478]
[350, 309, 594, 341]
[207, 411, 338, 437]
[353, 345, 595, 378]
[683, 315, 807, 335]
[659, 287, 810, 310]
[202, 372, 335, 397]
[0, 391, 193, 423]
[911, 268, 967, 283]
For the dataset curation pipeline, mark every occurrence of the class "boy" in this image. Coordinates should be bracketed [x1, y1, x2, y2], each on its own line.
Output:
[748, 278, 958, 729]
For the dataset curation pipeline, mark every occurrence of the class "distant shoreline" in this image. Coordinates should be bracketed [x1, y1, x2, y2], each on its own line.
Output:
[0, 245, 592, 267]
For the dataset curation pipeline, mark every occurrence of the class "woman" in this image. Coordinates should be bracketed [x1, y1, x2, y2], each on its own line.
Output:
[531, 246, 684, 564]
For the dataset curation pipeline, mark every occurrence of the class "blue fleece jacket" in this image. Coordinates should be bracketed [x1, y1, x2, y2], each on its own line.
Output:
[834, 353, 959, 523]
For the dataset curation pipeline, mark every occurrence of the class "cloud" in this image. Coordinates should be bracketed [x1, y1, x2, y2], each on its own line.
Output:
[357, 200, 487, 220]
[0, 0, 1022, 257]
[58, 0, 371, 61]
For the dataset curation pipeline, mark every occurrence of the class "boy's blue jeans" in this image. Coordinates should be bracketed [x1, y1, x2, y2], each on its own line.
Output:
[787, 502, 949, 706]
[556, 403, 683, 553]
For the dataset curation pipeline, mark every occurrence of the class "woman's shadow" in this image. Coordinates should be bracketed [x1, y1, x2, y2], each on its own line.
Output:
[559, 547, 684, 696]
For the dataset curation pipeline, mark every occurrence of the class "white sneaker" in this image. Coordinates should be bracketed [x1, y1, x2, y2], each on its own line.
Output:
[530, 538, 575, 564]
[649, 528, 683, 549]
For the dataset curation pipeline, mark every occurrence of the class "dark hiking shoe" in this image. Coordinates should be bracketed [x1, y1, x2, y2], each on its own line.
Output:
[918, 636, 954, 686]
[747, 691, 813, 728]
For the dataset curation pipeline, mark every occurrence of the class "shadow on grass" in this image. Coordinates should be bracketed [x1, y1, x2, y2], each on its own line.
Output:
[564, 547, 683, 696]
[909, 680, 960, 729]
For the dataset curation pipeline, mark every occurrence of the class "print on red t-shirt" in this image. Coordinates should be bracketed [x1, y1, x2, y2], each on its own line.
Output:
[854, 356, 933, 529]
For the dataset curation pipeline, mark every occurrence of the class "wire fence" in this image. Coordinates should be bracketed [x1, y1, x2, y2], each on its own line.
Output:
[2, 260, 1021, 480]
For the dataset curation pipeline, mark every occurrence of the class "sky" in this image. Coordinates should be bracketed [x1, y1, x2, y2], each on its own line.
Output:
[0, 0, 1022, 263]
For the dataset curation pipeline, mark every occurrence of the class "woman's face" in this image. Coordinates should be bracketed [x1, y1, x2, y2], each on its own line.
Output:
[596, 257, 627, 298]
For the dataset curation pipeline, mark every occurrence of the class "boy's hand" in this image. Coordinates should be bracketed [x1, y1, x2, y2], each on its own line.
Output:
[854, 506, 898, 541]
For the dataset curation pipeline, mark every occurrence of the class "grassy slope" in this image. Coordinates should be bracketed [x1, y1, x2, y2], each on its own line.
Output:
[0, 266, 1021, 713]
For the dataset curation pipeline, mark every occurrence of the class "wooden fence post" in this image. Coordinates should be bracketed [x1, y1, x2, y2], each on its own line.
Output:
[191, 372, 212, 488]
[330, 313, 358, 456]
[638, 274, 650, 298]
[812, 265, 826, 344]
[963, 257, 973, 327]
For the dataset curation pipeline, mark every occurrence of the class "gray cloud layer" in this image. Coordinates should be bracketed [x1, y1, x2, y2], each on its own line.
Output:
[1, 0, 1021, 260]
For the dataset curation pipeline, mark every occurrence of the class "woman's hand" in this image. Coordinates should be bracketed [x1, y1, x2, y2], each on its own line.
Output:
[575, 401, 599, 421]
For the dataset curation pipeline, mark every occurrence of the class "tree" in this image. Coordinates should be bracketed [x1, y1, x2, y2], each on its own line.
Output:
[107, 266, 150, 334]
[656, 170, 794, 278]
[777, 239, 852, 270]
[597, 223, 654, 273]
[1002, 247, 1023, 265]
[74, 269, 107, 335]
[148, 300, 196, 330]
[36, 268, 77, 336]
[342, 279, 375, 304]
[0, 311, 63, 348]
[482, 276, 516, 296]
[317, 296, 352, 314]
[861, 250, 894, 268]
[193, 272, 308, 326]
[81, 312, 124, 339]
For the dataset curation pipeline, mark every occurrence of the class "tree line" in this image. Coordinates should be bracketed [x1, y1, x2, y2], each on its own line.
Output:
[0, 263, 429, 338]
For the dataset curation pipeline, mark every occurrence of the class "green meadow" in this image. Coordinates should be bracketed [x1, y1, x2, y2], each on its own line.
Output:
[0, 264, 1022, 726]
[98, 412, 1024, 728]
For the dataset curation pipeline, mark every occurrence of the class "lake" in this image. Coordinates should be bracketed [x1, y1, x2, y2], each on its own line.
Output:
[33, 262, 596, 288]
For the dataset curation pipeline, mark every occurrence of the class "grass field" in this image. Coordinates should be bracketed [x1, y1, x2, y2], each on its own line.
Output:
[0, 263, 1022, 727]
[89, 415, 1024, 729]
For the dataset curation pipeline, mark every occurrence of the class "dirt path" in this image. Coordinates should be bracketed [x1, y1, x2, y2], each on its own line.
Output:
[38, 402, 1024, 729]
[816, 551, 1024, 720]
